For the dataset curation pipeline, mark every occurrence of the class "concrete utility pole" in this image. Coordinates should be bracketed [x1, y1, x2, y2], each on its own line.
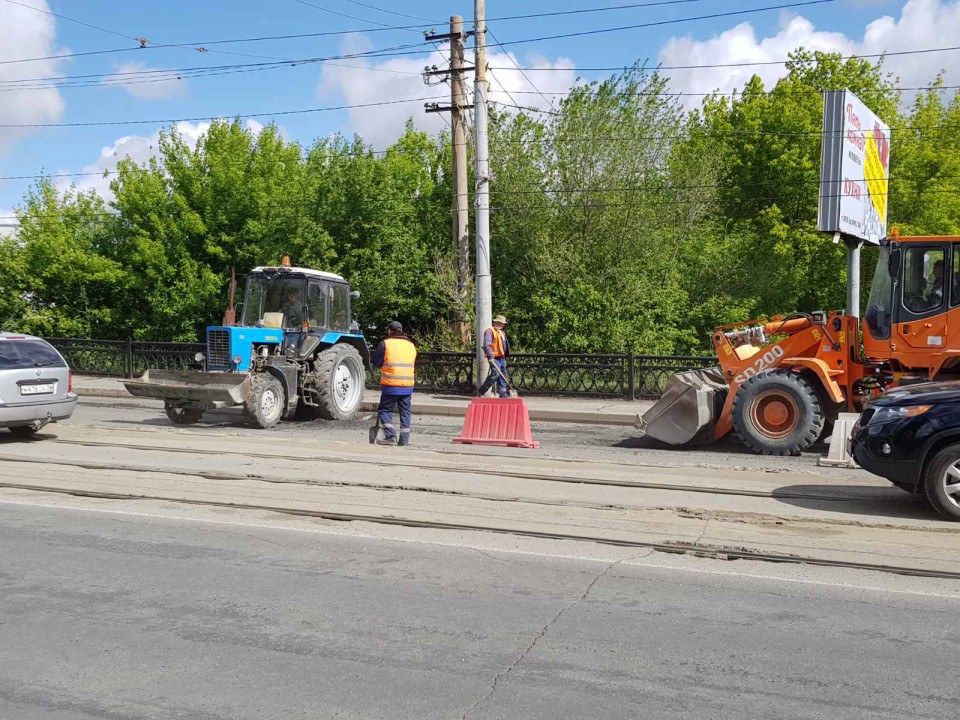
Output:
[474, 0, 492, 388]
[423, 18, 473, 347]
[451, 17, 471, 346]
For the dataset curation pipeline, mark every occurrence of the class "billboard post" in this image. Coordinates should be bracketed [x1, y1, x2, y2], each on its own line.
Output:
[818, 90, 891, 318]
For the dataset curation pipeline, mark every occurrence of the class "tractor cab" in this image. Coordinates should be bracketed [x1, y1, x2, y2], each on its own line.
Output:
[240, 265, 357, 334]
[864, 235, 960, 377]
[203, 261, 368, 374]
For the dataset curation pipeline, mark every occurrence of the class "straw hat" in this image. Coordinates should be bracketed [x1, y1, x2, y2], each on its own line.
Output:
[492, 315, 507, 325]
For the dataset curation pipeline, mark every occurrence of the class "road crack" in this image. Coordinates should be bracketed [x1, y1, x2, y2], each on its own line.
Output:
[460, 551, 649, 719]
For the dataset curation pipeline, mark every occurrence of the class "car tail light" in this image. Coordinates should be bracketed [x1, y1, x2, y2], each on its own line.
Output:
[68, 372, 73, 392]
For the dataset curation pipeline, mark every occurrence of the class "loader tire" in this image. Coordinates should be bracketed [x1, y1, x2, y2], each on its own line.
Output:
[732, 370, 824, 456]
[312, 344, 365, 421]
[165, 403, 204, 425]
[243, 373, 285, 429]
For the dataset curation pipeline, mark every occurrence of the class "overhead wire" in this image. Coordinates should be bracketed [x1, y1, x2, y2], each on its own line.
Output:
[494, 44, 960, 73]
[2, 182, 953, 223]
[0, 0, 135, 42]
[338, 0, 435, 23]
[0, 95, 448, 128]
[486, 27, 558, 114]
[0, 44, 431, 92]
[0, 0, 833, 67]
[287, 0, 420, 30]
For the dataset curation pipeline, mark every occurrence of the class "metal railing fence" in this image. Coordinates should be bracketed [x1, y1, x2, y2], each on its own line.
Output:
[45, 337, 715, 400]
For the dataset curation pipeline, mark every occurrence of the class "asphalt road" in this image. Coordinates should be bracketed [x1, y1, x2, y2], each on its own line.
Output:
[2, 499, 959, 720]
[67, 396, 846, 474]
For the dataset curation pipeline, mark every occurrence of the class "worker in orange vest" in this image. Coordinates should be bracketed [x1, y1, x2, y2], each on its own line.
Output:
[476, 314, 511, 398]
[372, 321, 417, 446]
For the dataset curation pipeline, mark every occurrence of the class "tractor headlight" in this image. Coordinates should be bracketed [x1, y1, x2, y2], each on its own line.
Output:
[232, 354, 243, 366]
[194, 352, 205, 363]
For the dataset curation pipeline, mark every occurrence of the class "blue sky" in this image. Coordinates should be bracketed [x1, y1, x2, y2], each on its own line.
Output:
[0, 0, 955, 220]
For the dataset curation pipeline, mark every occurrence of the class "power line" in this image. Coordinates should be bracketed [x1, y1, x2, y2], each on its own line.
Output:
[474, 0, 836, 51]
[287, 0, 418, 30]
[1, 183, 951, 223]
[486, 0, 712, 23]
[339, 0, 435, 23]
[487, 27, 557, 114]
[0, 27, 432, 68]
[0, 95, 447, 128]
[494, 45, 960, 74]
[0, 0, 135, 42]
[499, 84, 960, 99]
[0, 144, 399, 182]
[0, 0, 830, 67]
[0, 45, 429, 92]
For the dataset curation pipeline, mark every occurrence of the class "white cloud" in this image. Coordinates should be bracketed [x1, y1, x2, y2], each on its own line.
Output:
[59, 120, 264, 201]
[318, 34, 576, 147]
[659, 0, 960, 105]
[0, 208, 17, 238]
[102, 61, 186, 100]
[0, 0, 66, 155]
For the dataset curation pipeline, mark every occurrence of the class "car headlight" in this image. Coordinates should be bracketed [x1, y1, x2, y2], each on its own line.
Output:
[194, 352, 205, 363]
[870, 405, 931, 424]
[232, 354, 243, 366]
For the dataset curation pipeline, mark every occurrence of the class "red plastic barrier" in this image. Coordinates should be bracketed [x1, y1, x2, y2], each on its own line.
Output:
[453, 398, 540, 449]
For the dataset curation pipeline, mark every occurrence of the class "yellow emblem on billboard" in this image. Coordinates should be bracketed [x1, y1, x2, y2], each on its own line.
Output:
[864, 129, 888, 220]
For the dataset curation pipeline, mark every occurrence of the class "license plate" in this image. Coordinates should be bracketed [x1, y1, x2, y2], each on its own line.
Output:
[21, 382, 55, 396]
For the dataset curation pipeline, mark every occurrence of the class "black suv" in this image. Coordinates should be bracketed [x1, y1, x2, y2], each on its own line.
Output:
[851, 381, 960, 520]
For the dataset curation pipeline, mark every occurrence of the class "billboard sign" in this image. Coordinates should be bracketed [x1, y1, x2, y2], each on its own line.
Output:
[817, 90, 891, 244]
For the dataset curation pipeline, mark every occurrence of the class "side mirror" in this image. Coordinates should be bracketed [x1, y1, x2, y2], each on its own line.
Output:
[350, 290, 361, 300]
[888, 247, 901, 277]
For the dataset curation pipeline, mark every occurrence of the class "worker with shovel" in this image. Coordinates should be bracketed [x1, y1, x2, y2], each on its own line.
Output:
[476, 314, 512, 398]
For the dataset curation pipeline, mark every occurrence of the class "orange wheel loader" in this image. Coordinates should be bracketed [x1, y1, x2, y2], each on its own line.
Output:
[636, 234, 960, 455]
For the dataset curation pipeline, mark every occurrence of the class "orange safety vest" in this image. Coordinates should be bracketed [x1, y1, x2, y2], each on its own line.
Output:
[380, 337, 417, 387]
[486, 327, 507, 359]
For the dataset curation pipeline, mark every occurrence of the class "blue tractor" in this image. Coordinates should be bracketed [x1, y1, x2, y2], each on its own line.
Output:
[125, 259, 370, 428]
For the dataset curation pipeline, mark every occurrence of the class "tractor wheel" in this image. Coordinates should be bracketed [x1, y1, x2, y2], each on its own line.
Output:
[243, 373, 285, 429]
[312, 344, 365, 421]
[164, 403, 204, 426]
[732, 370, 824, 456]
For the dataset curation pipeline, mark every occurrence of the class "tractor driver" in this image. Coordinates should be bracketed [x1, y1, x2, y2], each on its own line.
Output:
[281, 286, 304, 328]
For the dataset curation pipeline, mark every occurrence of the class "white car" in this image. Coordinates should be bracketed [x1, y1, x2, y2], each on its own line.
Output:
[0, 332, 78, 436]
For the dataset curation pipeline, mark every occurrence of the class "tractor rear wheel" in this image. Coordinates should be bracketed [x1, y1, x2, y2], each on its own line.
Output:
[732, 370, 824, 456]
[243, 373, 285, 429]
[312, 344, 365, 421]
[165, 403, 204, 425]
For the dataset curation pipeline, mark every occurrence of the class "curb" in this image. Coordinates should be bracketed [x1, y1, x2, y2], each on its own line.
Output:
[75, 387, 137, 399]
[76, 386, 638, 426]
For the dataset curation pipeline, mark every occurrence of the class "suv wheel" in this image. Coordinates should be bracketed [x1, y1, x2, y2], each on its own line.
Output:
[922, 444, 960, 520]
[9, 425, 42, 437]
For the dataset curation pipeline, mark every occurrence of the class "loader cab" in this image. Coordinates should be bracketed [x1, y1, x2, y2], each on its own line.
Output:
[864, 236, 960, 373]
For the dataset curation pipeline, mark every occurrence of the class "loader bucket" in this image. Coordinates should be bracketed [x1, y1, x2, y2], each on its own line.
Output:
[634, 367, 728, 446]
[124, 370, 250, 407]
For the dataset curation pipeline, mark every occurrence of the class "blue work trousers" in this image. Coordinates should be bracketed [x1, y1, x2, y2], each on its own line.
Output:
[378, 392, 412, 445]
[479, 358, 510, 398]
